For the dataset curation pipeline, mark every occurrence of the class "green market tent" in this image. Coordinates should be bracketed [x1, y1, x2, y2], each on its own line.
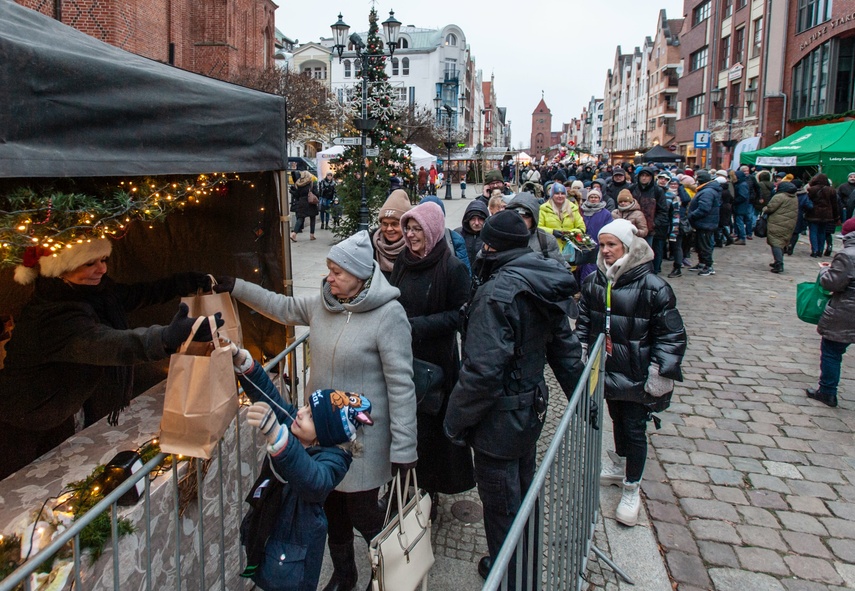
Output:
[740, 120, 855, 185]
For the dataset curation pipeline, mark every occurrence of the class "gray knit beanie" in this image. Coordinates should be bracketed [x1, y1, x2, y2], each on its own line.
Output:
[327, 231, 374, 279]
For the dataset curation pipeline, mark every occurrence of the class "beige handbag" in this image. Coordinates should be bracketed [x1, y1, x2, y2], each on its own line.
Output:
[369, 470, 434, 591]
[159, 316, 239, 459]
[180, 277, 243, 346]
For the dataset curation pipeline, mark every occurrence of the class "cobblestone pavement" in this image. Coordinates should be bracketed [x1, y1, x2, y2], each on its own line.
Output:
[643, 235, 855, 591]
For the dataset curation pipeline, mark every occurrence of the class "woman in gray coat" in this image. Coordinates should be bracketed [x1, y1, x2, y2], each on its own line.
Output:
[807, 217, 855, 408]
[763, 181, 798, 273]
[217, 231, 418, 591]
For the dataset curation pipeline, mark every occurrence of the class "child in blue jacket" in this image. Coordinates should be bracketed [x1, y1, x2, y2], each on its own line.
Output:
[231, 347, 373, 591]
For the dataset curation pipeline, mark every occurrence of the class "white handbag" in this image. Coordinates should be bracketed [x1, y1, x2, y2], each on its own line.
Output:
[369, 470, 434, 591]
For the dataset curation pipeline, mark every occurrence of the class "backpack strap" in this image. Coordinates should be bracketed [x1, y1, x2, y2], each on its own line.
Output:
[537, 230, 549, 258]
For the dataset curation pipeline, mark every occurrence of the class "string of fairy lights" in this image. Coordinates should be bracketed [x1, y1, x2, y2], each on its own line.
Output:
[0, 173, 250, 268]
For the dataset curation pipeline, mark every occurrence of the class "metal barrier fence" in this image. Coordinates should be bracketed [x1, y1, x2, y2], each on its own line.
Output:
[482, 334, 627, 591]
[0, 332, 310, 591]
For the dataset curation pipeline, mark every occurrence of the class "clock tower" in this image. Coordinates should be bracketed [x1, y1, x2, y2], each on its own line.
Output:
[530, 96, 552, 159]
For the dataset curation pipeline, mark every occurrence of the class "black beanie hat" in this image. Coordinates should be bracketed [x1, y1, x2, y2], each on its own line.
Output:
[480, 210, 530, 251]
[695, 170, 712, 185]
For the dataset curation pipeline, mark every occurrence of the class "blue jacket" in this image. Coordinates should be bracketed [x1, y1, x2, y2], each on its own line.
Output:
[688, 181, 722, 231]
[238, 363, 351, 591]
[733, 170, 752, 211]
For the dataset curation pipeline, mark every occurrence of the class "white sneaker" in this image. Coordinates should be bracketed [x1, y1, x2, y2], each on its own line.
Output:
[615, 480, 641, 527]
[599, 450, 626, 486]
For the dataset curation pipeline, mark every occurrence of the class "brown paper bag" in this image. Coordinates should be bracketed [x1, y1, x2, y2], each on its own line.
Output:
[159, 316, 239, 459]
[181, 278, 243, 347]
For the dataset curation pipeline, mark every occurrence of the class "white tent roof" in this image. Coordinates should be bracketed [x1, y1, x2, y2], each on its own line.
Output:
[315, 144, 437, 178]
[514, 151, 532, 163]
[408, 144, 437, 170]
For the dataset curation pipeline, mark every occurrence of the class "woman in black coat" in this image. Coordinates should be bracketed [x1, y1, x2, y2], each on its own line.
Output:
[577, 219, 687, 527]
[0, 239, 213, 479]
[290, 171, 319, 241]
[390, 201, 475, 512]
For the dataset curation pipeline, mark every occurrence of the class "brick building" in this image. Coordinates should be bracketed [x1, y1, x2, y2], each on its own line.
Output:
[761, 0, 855, 142]
[530, 97, 552, 160]
[647, 10, 683, 152]
[15, 0, 276, 81]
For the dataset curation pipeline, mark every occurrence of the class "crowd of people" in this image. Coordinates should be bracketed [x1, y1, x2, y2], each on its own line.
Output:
[6, 158, 855, 590]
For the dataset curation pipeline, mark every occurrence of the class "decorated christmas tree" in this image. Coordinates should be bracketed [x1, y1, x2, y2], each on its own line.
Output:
[333, 8, 414, 238]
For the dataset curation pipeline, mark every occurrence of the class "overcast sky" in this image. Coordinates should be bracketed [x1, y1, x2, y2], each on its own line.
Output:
[274, 0, 685, 149]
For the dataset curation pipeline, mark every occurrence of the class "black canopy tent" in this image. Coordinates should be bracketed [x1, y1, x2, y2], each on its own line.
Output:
[642, 145, 685, 163]
[0, 0, 293, 368]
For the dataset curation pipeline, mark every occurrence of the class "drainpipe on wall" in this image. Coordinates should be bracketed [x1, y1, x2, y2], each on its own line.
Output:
[707, 0, 722, 169]
[54, 0, 61, 21]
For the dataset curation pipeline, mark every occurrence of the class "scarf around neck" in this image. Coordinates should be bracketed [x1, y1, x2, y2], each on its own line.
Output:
[372, 231, 406, 274]
[582, 200, 607, 215]
[389, 239, 450, 313]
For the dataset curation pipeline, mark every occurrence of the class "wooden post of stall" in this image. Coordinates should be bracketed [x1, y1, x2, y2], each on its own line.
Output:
[277, 170, 298, 400]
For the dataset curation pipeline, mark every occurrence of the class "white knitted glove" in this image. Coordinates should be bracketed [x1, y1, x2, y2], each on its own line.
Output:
[247, 402, 288, 452]
[644, 363, 674, 397]
[229, 343, 254, 374]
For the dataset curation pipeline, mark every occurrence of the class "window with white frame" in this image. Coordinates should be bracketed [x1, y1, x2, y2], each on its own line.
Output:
[391, 58, 399, 76]
[687, 94, 705, 116]
[445, 33, 457, 46]
[343, 59, 351, 78]
[402, 57, 409, 75]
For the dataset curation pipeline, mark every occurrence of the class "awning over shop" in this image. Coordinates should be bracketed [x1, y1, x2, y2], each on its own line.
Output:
[0, 0, 286, 178]
[740, 120, 855, 184]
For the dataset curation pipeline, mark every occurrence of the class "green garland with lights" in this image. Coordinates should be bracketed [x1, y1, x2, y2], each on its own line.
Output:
[0, 173, 239, 268]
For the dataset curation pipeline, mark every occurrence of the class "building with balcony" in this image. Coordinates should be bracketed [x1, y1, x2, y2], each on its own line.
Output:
[602, 47, 635, 161]
[325, 23, 475, 139]
[647, 10, 683, 152]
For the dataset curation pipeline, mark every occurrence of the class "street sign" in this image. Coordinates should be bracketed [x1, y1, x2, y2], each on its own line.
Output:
[669, 144, 678, 152]
[365, 147, 380, 157]
[694, 131, 711, 149]
[332, 136, 371, 146]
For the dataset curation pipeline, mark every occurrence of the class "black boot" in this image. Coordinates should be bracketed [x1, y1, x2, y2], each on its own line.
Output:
[824, 246, 833, 256]
[322, 542, 358, 591]
[771, 262, 783, 273]
[806, 387, 838, 408]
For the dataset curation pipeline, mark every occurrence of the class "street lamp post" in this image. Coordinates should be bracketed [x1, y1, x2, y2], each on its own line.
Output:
[443, 105, 454, 200]
[330, 10, 401, 232]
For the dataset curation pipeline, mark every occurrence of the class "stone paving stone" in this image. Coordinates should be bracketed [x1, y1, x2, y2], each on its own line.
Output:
[737, 505, 781, 528]
[710, 485, 749, 505]
[664, 464, 710, 483]
[764, 460, 803, 479]
[775, 437, 815, 452]
[798, 466, 846, 484]
[777, 511, 828, 536]
[688, 451, 733, 469]
[749, 473, 793, 494]
[698, 540, 739, 567]
[695, 439, 729, 456]
[688, 519, 741, 544]
[747, 422, 784, 437]
[811, 454, 851, 471]
[764, 448, 809, 464]
[671, 481, 712, 499]
[665, 551, 709, 589]
[787, 495, 831, 515]
[640, 480, 676, 503]
[653, 522, 698, 554]
[781, 579, 832, 591]
[680, 498, 739, 521]
[727, 442, 766, 458]
[784, 556, 845, 585]
[649, 434, 697, 452]
[708, 467, 745, 486]
[782, 531, 833, 559]
[736, 525, 788, 551]
[708, 568, 786, 591]
[821, 517, 855, 539]
[735, 546, 790, 575]
[827, 538, 855, 562]
[787, 480, 838, 499]
[656, 448, 691, 465]
[646, 500, 687, 525]
[826, 500, 855, 520]
[706, 428, 741, 442]
[732, 456, 768, 472]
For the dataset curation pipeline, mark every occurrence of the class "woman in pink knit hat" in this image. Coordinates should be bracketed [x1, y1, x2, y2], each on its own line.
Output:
[390, 201, 475, 517]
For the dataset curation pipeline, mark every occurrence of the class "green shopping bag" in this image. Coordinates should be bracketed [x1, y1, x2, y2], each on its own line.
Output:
[796, 276, 832, 325]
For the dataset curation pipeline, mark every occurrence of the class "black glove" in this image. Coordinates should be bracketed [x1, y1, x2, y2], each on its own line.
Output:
[175, 272, 212, 295]
[212, 276, 236, 294]
[161, 303, 224, 351]
[391, 461, 418, 477]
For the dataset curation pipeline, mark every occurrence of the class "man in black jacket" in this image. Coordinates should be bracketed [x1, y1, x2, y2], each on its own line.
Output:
[445, 211, 583, 586]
